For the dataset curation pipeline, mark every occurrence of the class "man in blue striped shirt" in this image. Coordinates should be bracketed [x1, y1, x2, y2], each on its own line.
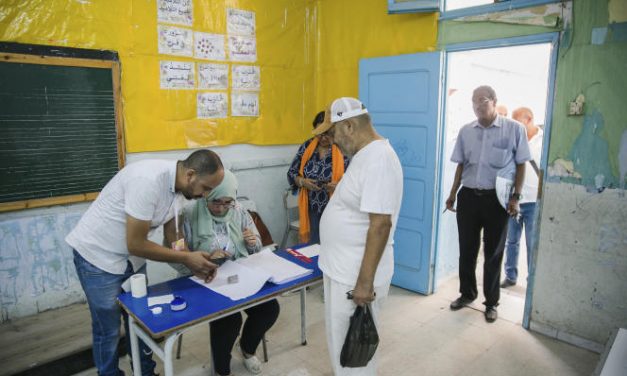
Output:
[445, 85, 531, 323]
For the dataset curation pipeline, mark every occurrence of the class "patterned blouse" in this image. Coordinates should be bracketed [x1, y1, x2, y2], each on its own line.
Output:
[287, 138, 349, 214]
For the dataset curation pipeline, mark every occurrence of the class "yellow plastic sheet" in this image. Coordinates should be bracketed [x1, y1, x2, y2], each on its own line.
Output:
[0, 0, 437, 152]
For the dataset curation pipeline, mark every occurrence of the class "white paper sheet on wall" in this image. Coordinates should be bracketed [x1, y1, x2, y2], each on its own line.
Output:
[226, 8, 256, 36]
[231, 65, 260, 90]
[194, 32, 226, 61]
[157, 0, 193, 26]
[231, 92, 259, 117]
[228, 35, 257, 62]
[160, 61, 195, 89]
[158, 25, 193, 57]
[197, 92, 228, 119]
[198, 63, 228, 90]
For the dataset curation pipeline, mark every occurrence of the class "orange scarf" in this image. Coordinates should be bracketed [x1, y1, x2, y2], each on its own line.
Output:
[298, 137, 345, 243]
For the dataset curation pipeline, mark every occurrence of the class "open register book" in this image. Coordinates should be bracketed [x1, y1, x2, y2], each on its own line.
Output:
[190, 249, 313, 300]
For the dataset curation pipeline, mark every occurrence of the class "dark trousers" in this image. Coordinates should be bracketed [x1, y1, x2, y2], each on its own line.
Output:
[456, 187, 509, 307]
[210, 299, 280, 375]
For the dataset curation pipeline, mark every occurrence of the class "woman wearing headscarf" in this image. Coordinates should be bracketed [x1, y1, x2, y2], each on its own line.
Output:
[287, 111, 349, 244]
[171, 170, 279, 376]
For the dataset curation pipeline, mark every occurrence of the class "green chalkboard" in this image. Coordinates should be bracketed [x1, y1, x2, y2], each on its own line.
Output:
[0, 57, 121, 205]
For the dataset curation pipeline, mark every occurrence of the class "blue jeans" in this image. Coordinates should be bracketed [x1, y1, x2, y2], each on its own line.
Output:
[504, 203, 537, 283]
[73, 250, 156, 376]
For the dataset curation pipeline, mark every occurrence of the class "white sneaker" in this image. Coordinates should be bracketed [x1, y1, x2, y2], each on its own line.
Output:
[242, 354, 262, 374]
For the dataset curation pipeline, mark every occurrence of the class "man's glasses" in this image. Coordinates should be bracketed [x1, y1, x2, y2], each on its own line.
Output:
[208, 200, 236, 208]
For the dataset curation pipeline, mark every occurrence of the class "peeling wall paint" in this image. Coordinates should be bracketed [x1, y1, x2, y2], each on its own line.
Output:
[533, 182, 627, 345]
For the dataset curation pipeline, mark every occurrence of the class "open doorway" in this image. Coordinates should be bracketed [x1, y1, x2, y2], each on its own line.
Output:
[435, 42, 552, 324]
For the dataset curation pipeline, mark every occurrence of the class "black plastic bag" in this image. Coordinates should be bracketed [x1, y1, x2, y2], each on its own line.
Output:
[340, 303, 379, 368]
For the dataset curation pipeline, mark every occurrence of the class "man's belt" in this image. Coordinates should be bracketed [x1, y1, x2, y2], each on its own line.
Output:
[463, 186, 496, 196]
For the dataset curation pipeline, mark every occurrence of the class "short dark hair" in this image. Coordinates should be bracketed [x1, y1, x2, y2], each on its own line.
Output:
[474, 85, 497, 101]
[312, 111, 325, 129]
[181, 149, 223, 176]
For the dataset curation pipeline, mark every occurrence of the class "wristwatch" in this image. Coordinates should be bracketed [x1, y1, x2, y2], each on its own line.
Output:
[511, 192, 522, 200]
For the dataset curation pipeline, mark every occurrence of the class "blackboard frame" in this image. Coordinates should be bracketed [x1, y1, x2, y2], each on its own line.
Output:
[0, 44, 125, 212]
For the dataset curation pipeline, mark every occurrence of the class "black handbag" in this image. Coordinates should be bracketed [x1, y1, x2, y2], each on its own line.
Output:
[339, 303, 379, 367]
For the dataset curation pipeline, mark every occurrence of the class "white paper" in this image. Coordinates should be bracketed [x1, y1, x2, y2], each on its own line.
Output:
[157, 0, 193, 26]
[237, 249, 312, 285]
[158, 25, 193, 57]
[231, 92, 259, 117]
[147, 294, 174, 306]
[194, 32, 226, 61]
[198, 63, 228, 90]
[294, 244, 320, 258]
[190, 260, 271, 300]
[227, 8, 256, 35]
[197, 92, 228, 119]
[228, 35, 257, 62]
[160, 60, 195, 89]
[232, 65, 260, 90]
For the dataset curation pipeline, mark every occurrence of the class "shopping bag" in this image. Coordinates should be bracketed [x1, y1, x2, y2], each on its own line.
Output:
[339, 303, 379, 367]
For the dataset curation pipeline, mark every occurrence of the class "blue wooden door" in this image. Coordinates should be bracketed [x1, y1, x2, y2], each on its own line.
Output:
[359, 52, 442, 294]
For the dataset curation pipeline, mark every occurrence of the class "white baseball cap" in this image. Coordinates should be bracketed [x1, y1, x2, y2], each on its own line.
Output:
[312, 97, 369, 135]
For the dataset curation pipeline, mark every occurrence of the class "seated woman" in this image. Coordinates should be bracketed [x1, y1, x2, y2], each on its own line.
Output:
[171, 170, 279, 376]
[287, 111, 349, 244]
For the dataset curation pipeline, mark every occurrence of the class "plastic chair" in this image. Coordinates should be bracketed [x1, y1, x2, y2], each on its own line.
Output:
[280, 188, 300, 249]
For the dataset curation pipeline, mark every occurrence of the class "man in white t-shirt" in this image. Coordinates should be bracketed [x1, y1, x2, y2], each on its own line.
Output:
[66, 149, 224, 376]
[313, 97, 403, 375]
[501, 107, 544, 288]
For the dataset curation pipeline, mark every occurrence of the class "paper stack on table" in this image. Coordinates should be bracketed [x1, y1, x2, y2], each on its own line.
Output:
[190, 249, 312, 300]
[294, 243, 320, 258]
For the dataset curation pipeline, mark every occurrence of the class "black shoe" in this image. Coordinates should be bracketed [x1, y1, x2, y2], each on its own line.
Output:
[450, 296, 474, 311]
[500, 279, 516, 288]
[485, 306, 498, 323]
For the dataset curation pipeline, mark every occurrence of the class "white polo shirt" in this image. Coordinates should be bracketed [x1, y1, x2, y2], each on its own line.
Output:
[66, 160, 178, 274]
[319, 139, 403, 288]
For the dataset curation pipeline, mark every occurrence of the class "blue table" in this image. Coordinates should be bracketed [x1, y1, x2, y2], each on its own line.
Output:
[118, 249, 322, 376]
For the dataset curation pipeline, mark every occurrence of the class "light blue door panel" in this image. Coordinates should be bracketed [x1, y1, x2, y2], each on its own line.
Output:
[359, 52, 442, 294]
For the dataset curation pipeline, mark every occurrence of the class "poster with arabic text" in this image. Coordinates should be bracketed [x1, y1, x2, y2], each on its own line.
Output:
[228, 35, 257, 62]
[232, 65, 260, 90]
[231, 92, 259, 117]
[198, 63, 228, 90]
[157, 0, 193, 26]
[160, 61, 195, 89]
[227, 8, 255, 35]
[198, 92, 228, 119]
[158, 25, 193, 56]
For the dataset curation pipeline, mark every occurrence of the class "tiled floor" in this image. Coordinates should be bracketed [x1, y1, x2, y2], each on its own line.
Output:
[75, 274, 598, 376]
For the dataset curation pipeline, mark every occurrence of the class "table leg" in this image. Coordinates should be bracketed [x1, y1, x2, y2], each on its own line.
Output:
[164, 334, 179, 376]
[128, 315, 142, 376]
[300, 287, 307, 345]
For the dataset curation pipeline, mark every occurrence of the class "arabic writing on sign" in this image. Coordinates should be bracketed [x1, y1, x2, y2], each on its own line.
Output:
[160, 61, 195, 89]
[232, 65, 260, 90]
[227, 8, 255, 35]
[157, 0, 193, 26]
[158, 25, 193, 56]
[194, 32, 226, 61]
[198, 92, 228, 119]
[231, 92, 259, 117]
[198, 63, 228, 90]
[228, 36, 257, 62]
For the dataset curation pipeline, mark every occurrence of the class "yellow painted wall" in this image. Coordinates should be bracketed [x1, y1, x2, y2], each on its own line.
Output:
[0, 0, 438, 151]
[315, 0, 438, 110]
[0, 0, 318, 152]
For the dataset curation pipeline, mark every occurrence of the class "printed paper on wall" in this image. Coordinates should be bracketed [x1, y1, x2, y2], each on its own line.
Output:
[198, 63, 228, 90]
[228, 35, 257, 62]
[160, 60, 195, 89]
[194, 32, 226, 60]
[232, 92, 259, 117]
[158, 25, 193, 56]
[157, 0, 193, 26]
[232, 65, 260, 90]
[227, 8, 255, 35]
[198, 92, 228, 119]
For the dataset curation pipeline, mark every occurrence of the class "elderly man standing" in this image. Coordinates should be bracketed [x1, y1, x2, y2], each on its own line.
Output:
[445, 86, 531, 323]
[313, 97, 403, 375]
[501, 107, 543, 288]
[67, 149, 224, 376]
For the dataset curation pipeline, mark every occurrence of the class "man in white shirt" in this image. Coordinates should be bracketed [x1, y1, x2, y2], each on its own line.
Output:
[313, 97, 403, 375]
[501, 107, 544, 287]
[66, 149, 224, 376]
